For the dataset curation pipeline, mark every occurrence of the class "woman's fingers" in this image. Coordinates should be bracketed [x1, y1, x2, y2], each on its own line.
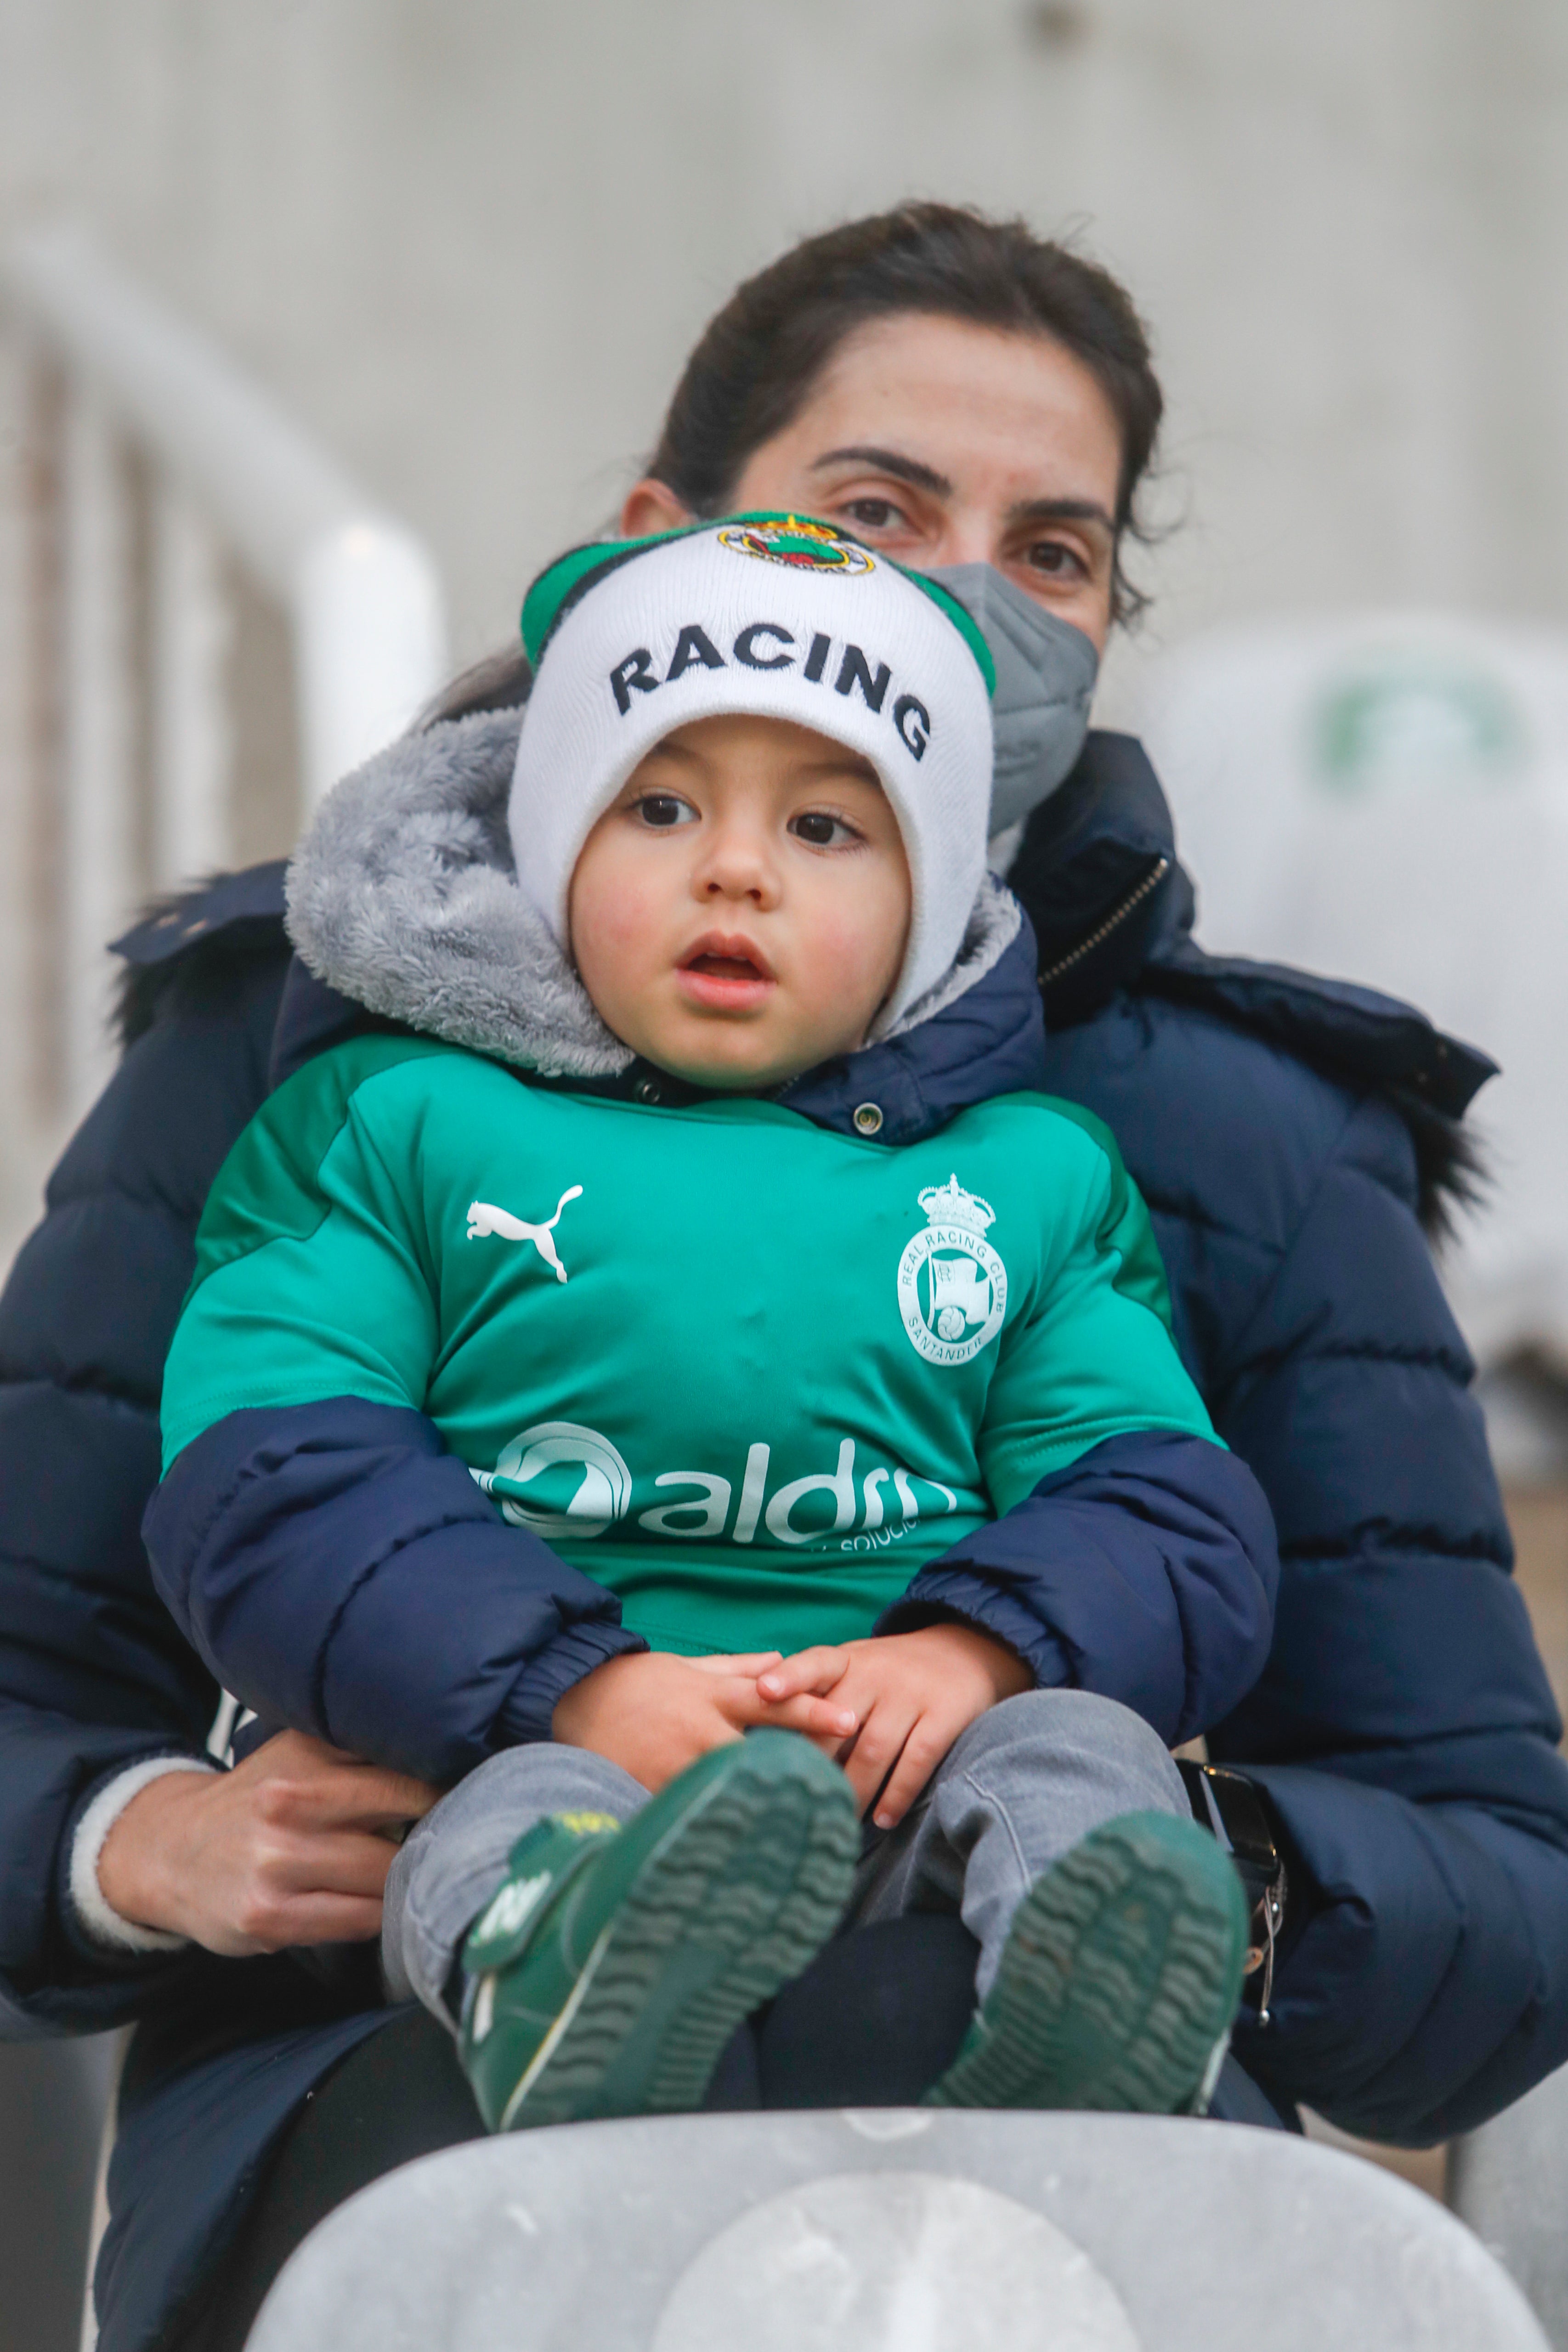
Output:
[246, 1761, 436, 1839]
[236, 1735, 440, 1832]
[756, 1647, 851, 1702]
[247, 1893, 387, 1951]
[267, 1828, 405, 1901]
[98, 1748, 429, 1955]
[334, 1771, 442, 1831]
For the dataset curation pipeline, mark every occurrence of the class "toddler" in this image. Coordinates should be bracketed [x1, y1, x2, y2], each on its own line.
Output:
[147, 514, 1278, 2129]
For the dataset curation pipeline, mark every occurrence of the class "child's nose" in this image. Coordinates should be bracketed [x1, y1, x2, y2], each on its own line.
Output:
[695, 830, 779, 905]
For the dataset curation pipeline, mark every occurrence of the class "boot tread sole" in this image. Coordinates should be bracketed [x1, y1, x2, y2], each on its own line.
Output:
[493, 1739, 857, 2129]
[926, 1813, 1247, 2115]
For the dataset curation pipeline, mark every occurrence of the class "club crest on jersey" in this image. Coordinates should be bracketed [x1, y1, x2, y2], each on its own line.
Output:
[897, 1175, 1008, 1367]
[717, 516, 875, 576]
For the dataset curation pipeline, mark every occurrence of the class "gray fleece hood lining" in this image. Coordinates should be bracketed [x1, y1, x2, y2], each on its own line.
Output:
[284, 707, 1020, 1083]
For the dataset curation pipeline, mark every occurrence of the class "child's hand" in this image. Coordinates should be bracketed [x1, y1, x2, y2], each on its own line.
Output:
[756, 1625, 1032, 1829]
[551, 1649, 859, 1794]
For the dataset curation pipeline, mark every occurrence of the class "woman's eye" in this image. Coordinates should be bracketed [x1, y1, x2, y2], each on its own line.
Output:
[790, 810, 860, 849]
[1024, 539, 1087, 581]
[633, 793, 695, 829]
[842, 498, 905, 533]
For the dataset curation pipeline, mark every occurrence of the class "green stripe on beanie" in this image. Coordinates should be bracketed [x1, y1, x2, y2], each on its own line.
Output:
[521, 513, 996, 696]
[520, 524, 702, 667]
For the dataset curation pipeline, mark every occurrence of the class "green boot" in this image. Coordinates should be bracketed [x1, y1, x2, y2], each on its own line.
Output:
[924, 1811, 1249, 2115]
[459, 1732, 858, 2132]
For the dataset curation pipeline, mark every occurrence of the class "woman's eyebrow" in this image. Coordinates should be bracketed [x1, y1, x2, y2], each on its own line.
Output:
[807, 452, 1115, 543]
[1006, 494, 1116, 537]
[808, 445, 953, 498]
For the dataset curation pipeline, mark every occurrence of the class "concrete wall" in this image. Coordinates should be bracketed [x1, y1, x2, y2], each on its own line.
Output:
[4, 0, 1565, 677]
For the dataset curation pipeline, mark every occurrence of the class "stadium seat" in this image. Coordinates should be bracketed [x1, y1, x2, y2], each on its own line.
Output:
[244, 2106, 1548, 2351]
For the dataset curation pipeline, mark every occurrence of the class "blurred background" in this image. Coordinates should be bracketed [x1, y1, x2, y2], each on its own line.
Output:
[3, 0, 1568, 2341]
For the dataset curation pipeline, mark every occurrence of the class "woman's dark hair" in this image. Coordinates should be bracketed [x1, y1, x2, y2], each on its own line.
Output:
[650, 201, 1163, 625]
[422, 204, 1162, 728]
[415, 640, 533, 730]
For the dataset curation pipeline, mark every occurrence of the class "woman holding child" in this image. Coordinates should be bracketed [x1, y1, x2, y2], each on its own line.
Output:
[3, 206, 1565, 2352]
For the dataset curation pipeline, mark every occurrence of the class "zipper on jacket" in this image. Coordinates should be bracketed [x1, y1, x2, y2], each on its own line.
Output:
[1037, 855, 1171, 993]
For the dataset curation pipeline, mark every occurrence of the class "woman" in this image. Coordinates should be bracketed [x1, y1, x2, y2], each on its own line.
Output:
[3, 205, 1563, 2352]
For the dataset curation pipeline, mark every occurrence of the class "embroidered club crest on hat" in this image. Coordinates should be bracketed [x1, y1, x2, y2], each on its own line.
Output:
[716, 515, 877, 574]
[509, 514, 996, 1034]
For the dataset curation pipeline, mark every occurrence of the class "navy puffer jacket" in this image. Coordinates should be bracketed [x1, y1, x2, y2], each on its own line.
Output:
[1016, 738, 1568, 2141]
[0, 865, 289, 2032]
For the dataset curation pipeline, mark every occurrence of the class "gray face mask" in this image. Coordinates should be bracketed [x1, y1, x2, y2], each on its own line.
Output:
[928, 563, 1100, 837]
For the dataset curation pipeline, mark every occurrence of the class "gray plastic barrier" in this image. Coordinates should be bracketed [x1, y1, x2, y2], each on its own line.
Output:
[0, 2033, 118, 2352]
[1450, 2058, 1568, 2349]
[245, 2107, 1547, 2352]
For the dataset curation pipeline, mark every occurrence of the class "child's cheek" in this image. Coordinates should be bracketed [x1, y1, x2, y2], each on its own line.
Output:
[577, 863, 667, 974]
[805, 905, 894, 1023]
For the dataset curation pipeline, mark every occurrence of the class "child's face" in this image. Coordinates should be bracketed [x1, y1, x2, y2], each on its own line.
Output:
[568, 713, 911, 1091]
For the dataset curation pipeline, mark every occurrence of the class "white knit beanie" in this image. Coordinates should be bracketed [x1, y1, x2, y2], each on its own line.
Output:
[508, 514, 996, 1033]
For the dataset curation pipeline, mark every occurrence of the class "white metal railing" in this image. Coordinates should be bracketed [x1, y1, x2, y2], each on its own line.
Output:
[1, 224, 448, 1123]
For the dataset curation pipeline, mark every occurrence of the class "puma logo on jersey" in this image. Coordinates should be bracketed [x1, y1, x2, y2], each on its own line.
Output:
[466, 1187, 584, 1283]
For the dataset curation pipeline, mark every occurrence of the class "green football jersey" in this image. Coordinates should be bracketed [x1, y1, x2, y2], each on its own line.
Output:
[161, 1035, 1218, 1658]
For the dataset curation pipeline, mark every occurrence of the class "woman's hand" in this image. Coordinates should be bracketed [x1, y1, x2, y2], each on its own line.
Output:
[552, 1650, 858, 1794]
[757, 1624, 1033, 1829]
[96, 1731, 440, 1957]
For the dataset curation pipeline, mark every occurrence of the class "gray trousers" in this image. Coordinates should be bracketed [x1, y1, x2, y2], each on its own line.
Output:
[383, 1689, 1188, 2023]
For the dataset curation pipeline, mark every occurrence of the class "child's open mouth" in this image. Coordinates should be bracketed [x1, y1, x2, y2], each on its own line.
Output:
[676, 933, 776, 1011]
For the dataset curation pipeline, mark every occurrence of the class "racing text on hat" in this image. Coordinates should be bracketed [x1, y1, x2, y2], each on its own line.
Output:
[608, 622, 933, 759]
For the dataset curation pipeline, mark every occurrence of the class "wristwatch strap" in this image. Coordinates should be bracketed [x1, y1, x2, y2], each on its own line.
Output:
[1177, 1759, 1287, 2023]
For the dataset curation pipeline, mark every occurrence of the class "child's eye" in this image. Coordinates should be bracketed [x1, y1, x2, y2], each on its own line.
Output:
[789, 810, 861, 849]
[632, 793, 696, 829]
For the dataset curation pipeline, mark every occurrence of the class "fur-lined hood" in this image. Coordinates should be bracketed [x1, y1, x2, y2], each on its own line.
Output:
[283, 705, 1030, 1089]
